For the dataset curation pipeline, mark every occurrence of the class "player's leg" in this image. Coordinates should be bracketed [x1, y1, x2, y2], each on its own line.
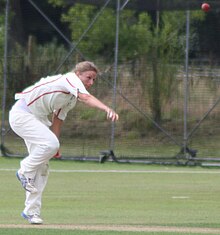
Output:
[21, 163, 49, 224]
[19, 115, 59, 174]
[10, 110, 59, 193]
[10, 111, 59, 175]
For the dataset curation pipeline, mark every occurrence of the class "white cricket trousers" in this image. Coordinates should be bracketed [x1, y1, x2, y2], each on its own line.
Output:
[9, 109, 60, 177]
[24, 163, 49, 216]
[9, 109, 60, 215]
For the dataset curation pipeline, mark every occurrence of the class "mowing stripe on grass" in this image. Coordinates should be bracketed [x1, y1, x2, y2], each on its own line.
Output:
[1, 168, 220, 174]
[1, 224, 220, 234]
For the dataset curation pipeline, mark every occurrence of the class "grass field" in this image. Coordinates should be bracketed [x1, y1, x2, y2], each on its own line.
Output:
[1, 157, 220, 234]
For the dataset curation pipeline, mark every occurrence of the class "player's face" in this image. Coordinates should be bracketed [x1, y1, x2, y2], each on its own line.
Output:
[76, 70, 97, 90]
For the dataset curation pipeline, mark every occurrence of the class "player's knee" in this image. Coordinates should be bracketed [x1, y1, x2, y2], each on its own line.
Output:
[48, 138, 60, 156]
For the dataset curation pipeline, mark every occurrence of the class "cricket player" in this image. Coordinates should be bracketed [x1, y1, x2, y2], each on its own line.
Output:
[9, 61, 119, 224]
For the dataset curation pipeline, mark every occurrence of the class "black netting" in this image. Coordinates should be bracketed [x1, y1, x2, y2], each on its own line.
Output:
[1, 0, 220, 165]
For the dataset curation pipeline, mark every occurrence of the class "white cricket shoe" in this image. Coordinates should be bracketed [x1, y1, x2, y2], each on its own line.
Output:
[21, 212, 43, 224]
[16, 169, 38, 194]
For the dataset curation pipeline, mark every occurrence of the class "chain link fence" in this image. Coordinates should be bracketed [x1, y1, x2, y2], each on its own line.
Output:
[1, 0, 220, 166]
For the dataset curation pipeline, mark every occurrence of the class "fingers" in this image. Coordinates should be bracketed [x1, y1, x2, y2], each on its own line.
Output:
[53, 150, 61, 159]
[107, 109, 119, 122]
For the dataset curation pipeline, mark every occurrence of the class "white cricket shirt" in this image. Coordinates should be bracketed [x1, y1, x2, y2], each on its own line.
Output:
[14, 72, 89, 125]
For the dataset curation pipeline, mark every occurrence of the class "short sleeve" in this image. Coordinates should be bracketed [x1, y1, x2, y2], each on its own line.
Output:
[64, 73, 89, 97]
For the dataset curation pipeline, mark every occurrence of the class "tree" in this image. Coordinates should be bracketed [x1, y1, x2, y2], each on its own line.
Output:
[48, 1, 205, 122]
[141, 11, 187, 122]
[133, 10, 205, 122]
[48, 1, 152, 62]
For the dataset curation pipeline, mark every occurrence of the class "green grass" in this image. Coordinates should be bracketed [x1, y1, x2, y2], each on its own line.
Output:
[4, 132, 220, 159]
[1, 157, 220, 234]
[0, 229, 217, 235]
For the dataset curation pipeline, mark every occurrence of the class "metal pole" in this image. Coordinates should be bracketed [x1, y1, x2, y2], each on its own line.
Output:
[1, 0, 9, 148]
[110, 0, 120, 150]
[183, 10, 190, 155]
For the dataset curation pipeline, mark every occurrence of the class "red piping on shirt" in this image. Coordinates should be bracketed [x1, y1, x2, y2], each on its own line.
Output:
[16, 75, 63, 95]
[27, 91, 70, 106]
[66, 77, 76, 88]
[57, 108, 62, 116]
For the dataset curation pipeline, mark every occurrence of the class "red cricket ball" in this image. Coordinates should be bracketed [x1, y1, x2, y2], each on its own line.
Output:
[201, 3, 210, 12]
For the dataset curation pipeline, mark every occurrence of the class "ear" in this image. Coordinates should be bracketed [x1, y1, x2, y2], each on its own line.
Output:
[75, 71, 81, 76]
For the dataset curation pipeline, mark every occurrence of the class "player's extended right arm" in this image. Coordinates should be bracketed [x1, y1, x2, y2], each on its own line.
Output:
[78, 93, 119, 122]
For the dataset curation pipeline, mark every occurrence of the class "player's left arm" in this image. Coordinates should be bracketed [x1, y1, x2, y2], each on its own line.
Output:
[51, 113, 63, 158]
[78, 92, 119, 122]
[51, 113, 63, 138]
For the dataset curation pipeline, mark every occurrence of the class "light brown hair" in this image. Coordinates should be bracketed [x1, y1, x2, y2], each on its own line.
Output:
[72, 61, 99, 74]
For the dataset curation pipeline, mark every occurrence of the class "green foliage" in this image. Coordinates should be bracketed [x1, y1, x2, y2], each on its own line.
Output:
[57, 4, 205, 122]
[138, 11, 205, 122]
[6, 39, 69, 105]
[119, 11, 152, 59]
[31, 38, 69, 75]
[61, 4, 114, 60]
[59, 5, 204, 63]
[61, 4, 153, 61]
[48, 0, 66, 7]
